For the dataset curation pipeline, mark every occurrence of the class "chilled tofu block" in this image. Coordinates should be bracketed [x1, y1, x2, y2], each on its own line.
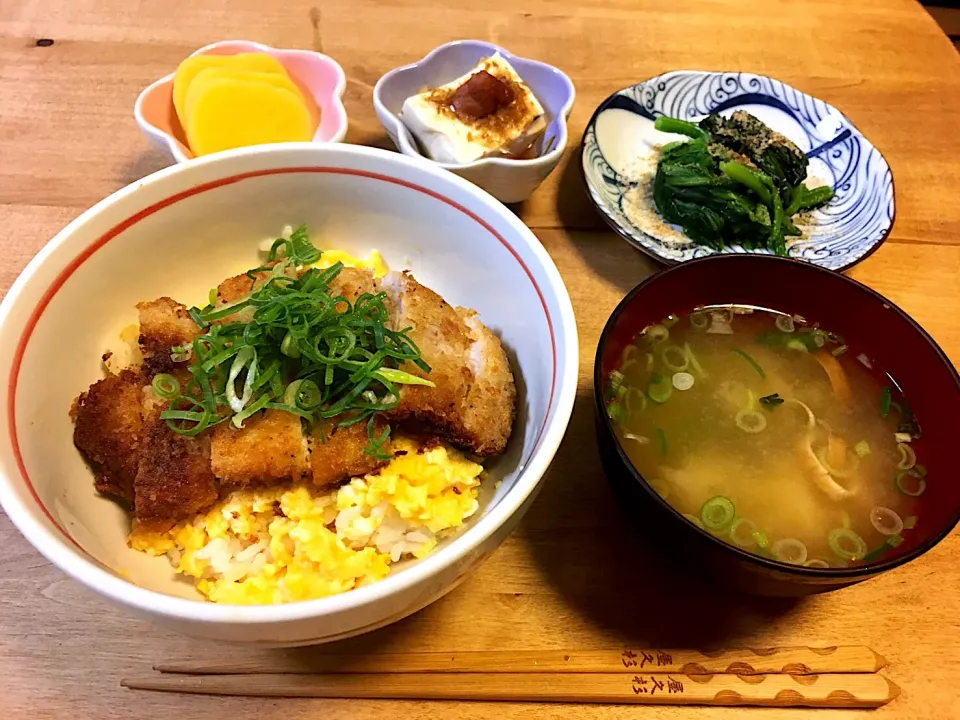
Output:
[399, 53, 547, 164]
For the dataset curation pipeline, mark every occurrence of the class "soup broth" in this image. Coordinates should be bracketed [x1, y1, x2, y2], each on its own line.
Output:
[604, 306, 924, 568]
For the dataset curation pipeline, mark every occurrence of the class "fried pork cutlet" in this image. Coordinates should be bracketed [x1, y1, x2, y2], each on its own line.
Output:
[134, 393, 218, 525]
[457, 308, 517, 456]
[379, 271, 516, 457]
[136, 297, 200, 375]
[327, 266, 378, 306]
[310, 417, 391, 488]
[379, 270, 473, 426]
[72, 368, 144, 505]
[210, 409, 310, 486]
[74, 260, 517, 525]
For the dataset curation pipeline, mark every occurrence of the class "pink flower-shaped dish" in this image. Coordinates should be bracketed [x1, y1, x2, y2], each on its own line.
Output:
[134, 40, 348, 162]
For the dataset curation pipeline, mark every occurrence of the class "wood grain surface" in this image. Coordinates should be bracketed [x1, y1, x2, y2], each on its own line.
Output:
[1, 1, 959, 718]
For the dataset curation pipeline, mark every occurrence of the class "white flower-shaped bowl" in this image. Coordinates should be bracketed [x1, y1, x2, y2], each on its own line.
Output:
[374, 40, 575, 204]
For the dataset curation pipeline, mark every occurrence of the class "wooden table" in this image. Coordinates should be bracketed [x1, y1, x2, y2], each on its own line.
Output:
[2, 1, 959, 717]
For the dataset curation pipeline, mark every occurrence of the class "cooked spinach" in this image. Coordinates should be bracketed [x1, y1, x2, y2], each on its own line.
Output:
[651, 111, 834, 256]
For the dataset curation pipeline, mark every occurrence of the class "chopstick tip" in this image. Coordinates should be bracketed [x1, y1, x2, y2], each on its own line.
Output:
[885, 675, 901, 702]
[872, 649, 889, 671]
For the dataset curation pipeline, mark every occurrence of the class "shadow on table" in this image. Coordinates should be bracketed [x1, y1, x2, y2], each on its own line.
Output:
[519, 389, 805, 648]
[118, 149, 175, 186]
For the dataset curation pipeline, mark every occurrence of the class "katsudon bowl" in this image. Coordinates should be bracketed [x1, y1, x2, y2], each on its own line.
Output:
[0, 144, 578, 645]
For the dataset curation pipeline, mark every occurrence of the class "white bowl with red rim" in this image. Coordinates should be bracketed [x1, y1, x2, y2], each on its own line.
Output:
[0, 144, 578, 645]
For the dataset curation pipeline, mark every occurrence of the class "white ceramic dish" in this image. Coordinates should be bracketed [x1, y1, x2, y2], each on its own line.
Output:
[0, 144, 578, 645]
[374, 39, 575, 204]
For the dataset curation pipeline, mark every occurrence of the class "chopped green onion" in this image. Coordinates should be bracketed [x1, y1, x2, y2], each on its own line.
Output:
[683, 513, 706, 530]
[662, 313, 679, 328]
[894, 432, 912, 444]
[804, 559, 830, 568]
[887, 533, 904, 548]
[689, 311, 709, 331]
[683, 342, 706, 378]
[831, 345, 849, 357]
[786, 339, 809, 353]
[606, 401, 624, 423]
[280, 332, 301, 359]
[854, 440, 871, 458]
[759, 393, 784, 409]
[700, 496, 735, 532]
[774, 314, 795, 333]
[772, 538, 808, 565]
[151, 373, 180, 400]
[869, 506, 904, 536]
[895, 469, 926, 497]
[732, 348, 765, 378]
[880, 386, 892, 418]
[729, 517, 760, 548]
[226, 347, 257, 414]
[149, 230, 432, 459]
[828, 528, 867, 562]
[622, 433, 649, 446]
[735, 409, 767, 434]
[645, 353, 655, 371]
[645, 324, 669, 345]
[606, 370, 624, 399]
[372, 368, 436, 387]
[896, 443, 916, 470]
[903, 515, 918, 530]
[231, 393, 272, 429]
[656, 428, 668, 455]
[672, 372, 695, 391]
[660, 344, 689, 372]
[624, 387, 647, 415]
[647, 374, 673, 404]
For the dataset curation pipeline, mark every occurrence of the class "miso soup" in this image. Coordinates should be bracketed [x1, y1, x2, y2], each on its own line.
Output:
[603, 306, 925, 567]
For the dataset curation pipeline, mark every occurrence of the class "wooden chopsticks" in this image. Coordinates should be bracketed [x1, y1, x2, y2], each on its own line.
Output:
[153, 645, 887, 676]
[124, 646, 898, 708]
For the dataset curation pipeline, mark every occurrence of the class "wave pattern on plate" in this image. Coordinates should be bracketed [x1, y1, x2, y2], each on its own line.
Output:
[581, 71, 894, 271]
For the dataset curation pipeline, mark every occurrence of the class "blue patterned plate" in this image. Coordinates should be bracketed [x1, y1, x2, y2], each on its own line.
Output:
[581, 71, 894, 271]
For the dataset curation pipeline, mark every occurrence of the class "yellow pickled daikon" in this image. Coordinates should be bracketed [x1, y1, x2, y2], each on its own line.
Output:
[172, 53, 288, 124]
[183, 69, 315, 157]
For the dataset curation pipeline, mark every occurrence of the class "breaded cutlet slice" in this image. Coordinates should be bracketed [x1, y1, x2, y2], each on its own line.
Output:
[327, 266, 378, 307]
[212, 268, 274, 324]
[310, 417, 391, 487]
[134, 393, 217, 524]
[378, 271, 473, 432]
[72, 368, 145, 505]
[456, 308, 517, 456]
[136, 297, 201, 376]
[210, 409, 310, 485]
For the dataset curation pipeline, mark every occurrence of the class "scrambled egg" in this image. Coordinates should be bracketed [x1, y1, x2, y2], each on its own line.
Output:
[310, 248, 388, 279]
[129, 438, 483, 605]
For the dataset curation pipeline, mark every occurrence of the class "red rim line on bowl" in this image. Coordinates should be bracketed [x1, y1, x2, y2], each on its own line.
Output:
[9, 166, 558, 561]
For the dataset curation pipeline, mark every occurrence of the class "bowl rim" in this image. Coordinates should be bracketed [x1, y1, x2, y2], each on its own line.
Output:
[593, 253, 960, 579]
[133, 39, 349, 163]
[579, 69, 896, 273]
[372, 38, 576, 170]
[0, 142, 580, 624]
